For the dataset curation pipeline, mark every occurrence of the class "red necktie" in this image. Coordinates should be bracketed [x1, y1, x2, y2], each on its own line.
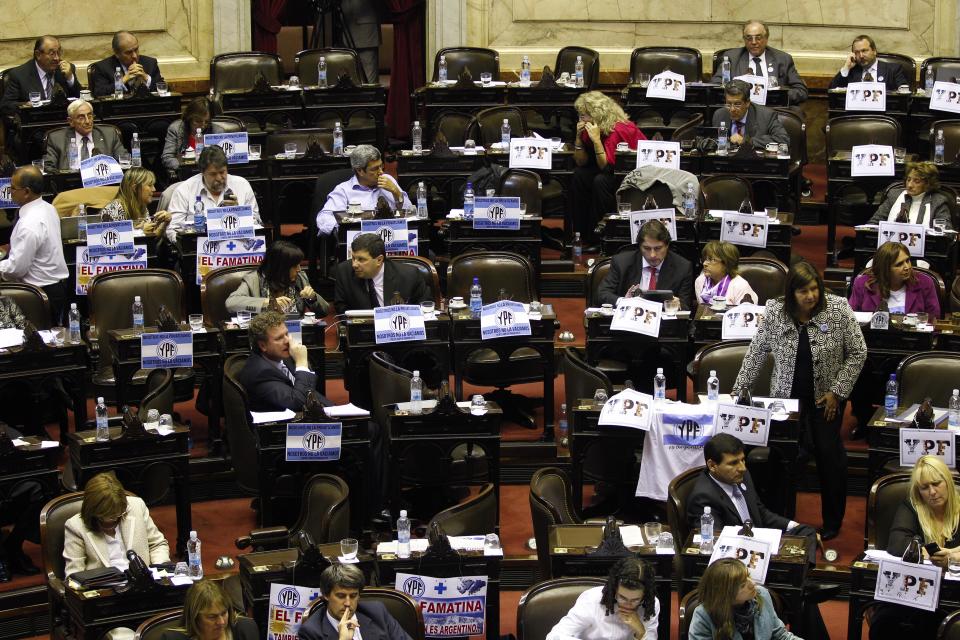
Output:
[647, 266, 657, 290]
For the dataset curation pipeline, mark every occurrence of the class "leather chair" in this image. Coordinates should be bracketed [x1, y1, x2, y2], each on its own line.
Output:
[738, 256, 788, 304]
[499, 168, 542, 215]
[369, 350, 414, 436]
[826, 114, 902, 158]
[630, 47, 702, 83]
[667, 466, 705, 553]
[669, 113, 705, 143]
[265, 128, 333, 157]
[516, 577, 606, 640]
[307, 588, 425, 640]
[40, 491, 84, 637]
[473, 106, 526, 148]
[529, 467, 584, 578]
[432, 112, 474, 147]
[929, 119, 960, 165]
[210, 52, 283, 97]
[586, 257, 612, 308]
[938, 609, 960, 640]
[201, 264, 258, 327]
[0, 282, 51, 329]
[235, 473, 350, 551]
[562, 347, 612, 408]
[428, 483, 497, 536]
[921, 57, 960, 88]
[773, 109, 807, 166]
[210, 115, 246, 134]
[679, 587, 786, 640]
[223, 353, 259, 497]
[308, 167, 355, 280]
[141, 368, 174, 417]
[866, 472, 910, 550]
[134, 609, 183, 640]
[433, 47, 499, 81]
[699, 175, 754, 213]
[391, 256, 440, 305]
[914, 265, 947, 310]
[295, 47, 363, 86]
[878, 52, 917, 91]
[555, 47, 600, 90]
[689, 340, 773, 397]
[952, 274, 960, 313]
[897, 352, 960, 406]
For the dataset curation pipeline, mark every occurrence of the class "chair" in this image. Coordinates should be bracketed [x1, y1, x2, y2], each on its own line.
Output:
[921, 57, 960, 88]
[391, 256, 440, 306]
[875, 180, 960, 234]
[133, 609, 182, 640]
[586, 257, 613, 308]
[428, 483, 497, 536]
[210, 52, 283, 97]
[369, 350, 415, 435]
[669, 113, 705, 143]
[0, 282, 51, 329]
[295, 47, 363, 86]
[825, 114, 902, 159]
[51, 185, 122, 218]
[630, 47, 702, 83]
[307, 588, 425, 640]
[866, 472, 910, 550]
[666, 466, 705, 553]
[308, 167, 356, 280]
[516, 577, 606, 640]
[432, 112, 474, 147]
[938, 609, 960, 640]
[952, 275, 960, 312]
[499, 169, 542, 215]
[562, 347, 612, 408]
[915, 265, 948, 310]
[690, 340, 773, 397]
[141, 368, 174, 417]
[897, 352, 960, 407]
[929, 119, 960, 165]
[738, 256, 788, 305]
[878, 52, 917, 91]
[473, 106, 526, 148]
[235, 473, 350, 551]
[555, 47, 600, 90]
[679, 587, 787, 640]
[202, 264, 258, 328]
[433, 47, 499, 81]
[699, 175, 753, 212]
[265, 128, 333, 157]
[39, 492, 84, 636]
[209, 115, 246, 134]
[529, 467, 584, 578]
[223, 353, 259, 496]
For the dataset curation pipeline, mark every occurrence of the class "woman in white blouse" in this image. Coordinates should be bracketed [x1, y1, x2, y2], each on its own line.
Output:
[695, 240, 759, 307]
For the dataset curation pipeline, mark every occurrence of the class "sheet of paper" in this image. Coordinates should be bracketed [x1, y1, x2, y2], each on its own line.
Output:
[40, 440, 59, 449]
[324, 403, 371, 418]
[250, 409, 297, 424]
[719, 525, 782, 553]
[376, 539, 429, 554]
[854, 311, 875, 323]
[0, 328, 24, 349]
[11, 438, 28, 447]
[619, 525, 647, 547]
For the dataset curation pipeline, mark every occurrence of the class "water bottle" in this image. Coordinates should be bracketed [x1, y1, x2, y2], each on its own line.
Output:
[767, 64, 779, 89]
[463, 181, 475, 218]
[397, 510, 411, 558]
[438, 55, 448, 83]
[721, 56, 732, 84]
[131, 133, 141, 167]
[469, 277, 483, 318]
[416, 181, 428, 219]
[949, 389, 960, 430]
[95, 397, 110, 441]
[114, 66, 124, 99]
[333, 121, 344, 155]
[410, 370, 423, 414]
[738, 198, 753, 214]
[574, 56, 584, 88]
[77, 203, 87, 240]
[935, 130, 945, 164]
[926, 71, 935, 94]
[558, 402, 569, 448]
[683, 182, 697, 219]
[717, 121, 729, 155]
[69, 303, 81, 344]
[654, 367, 666, 401]
[885, 373, 898, 417]
[411, 120, 423, 154]
[572, 232, 582, 266]
[317, 56, 327, 88]
[700, 506, 715, 553]
[501, 118, 511, 146]
[520, 55, 531, 86]
[193, 195, 205, 232]
[132, 295, 144, 330]
[195, 128, 204, 154]
[187, 530, 203, 578]
[68, 139, 79, 171]
[707, 370, 720, 401]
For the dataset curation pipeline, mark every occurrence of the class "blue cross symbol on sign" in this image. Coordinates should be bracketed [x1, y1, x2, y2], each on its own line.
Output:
[433, 582, 447, 594]
[226, 241, 237, 251]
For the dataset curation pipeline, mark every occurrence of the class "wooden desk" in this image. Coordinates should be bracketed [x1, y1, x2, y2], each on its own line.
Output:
[1, 437, 61, 513]
[63, 582, 190, 640]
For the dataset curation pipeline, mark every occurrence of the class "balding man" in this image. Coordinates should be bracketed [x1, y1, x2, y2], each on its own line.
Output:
[711, 19, 808, 105]
[89, 31, 164, 97]
[43, 99, 126, 172]
[0, 35, 81, 116]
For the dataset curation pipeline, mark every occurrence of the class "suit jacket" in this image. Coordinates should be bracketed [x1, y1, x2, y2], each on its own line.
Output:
[686, 469, 790, 533]
[868, 188, 954, 230]
[237, 352, 321, 412]
[848, 272, 942, 318]
[829, 60, 909, 91]
[711, 103, 789, 149]
[43, 125, 127, 172]
[711, 46, 808, 105]
[160, 618, 259, 640]
[0, 58, 82, 116]
[597, 249, 694, 309]
[89, 54, 164, 97]
[333, 259, 428, 315]
[63, 496, 170, 578]
[298, 601, 412, 640]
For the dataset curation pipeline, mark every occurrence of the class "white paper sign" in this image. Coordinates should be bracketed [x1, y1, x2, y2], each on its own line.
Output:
[0, 178, 14, 208]
[929, 81, 960, 114]
[196, 236, 266, 285]
[266, 583, 321, 640]
[360, 218, 409, 254]
[79, 154, 124, 187]
[509, 137, 552, 170]
[874, 557, 942, 612]
[346, 229, 419, 258]
[75, 246, 148, 295]
[610, 296, 662, 337]
[206, 205, 255, 240]
[373, 304, 427, 343]
[395, 573, 488, 637]
[203, 132, 249, 164]
[473, 196, 521, 230]
[85, 219, 135, 257]
[719, 212, 769, 248]
[710, 533, 774, 584]
[629, 209, 677, 242]
[141, 331, 194, 369]
[845, 81, 887, 112]
[714, 402, 772, 446]
[479, 300, 531, 340]
[285, 423, 342, 461]
[900, 428, 956, 468]
[734, 74, 768, 105]
[636, 140, 681, 170]
[598, 388, 654, 431]
[851, 144, 895, 177]
[646, 70, 686, 101]
[721, 303, 767, 340]
[878, 221, 926, 257]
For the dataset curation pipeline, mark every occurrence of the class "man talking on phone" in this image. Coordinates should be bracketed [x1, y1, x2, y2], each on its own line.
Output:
[829, 35, 908, 91]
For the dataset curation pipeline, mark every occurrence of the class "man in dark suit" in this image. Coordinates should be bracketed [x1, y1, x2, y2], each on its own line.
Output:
[299, 565, 412, 640]
[0, 35, 82, 116]
[334, 232, 428, 315]
[597, 219, 694, 309]
[829, 35, 909, 91]
[711, 80, 790, 150]
[89, 31, 164, 97]
[711, 20, 808, 105]
[43, 99, 127, 171]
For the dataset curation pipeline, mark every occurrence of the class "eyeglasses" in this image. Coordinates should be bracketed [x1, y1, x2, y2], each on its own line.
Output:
[724, 101, 746, 109]
[743, 35, 766, 42]
[702, 257, 718, 264]
[615, 593, 644, 606]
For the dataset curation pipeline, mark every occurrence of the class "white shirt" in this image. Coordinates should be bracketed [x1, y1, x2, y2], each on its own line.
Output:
[372, 262, 385, 306]
[72, 131, 97, 160]
[885, 191, 929, 226]
[887, 287, 907, 314]
[840, 61, 879, 80]
[104, 530, 129, 571]
[167, 172, 261, 233]
[0, 197, 69, 286]
[547, 586, 659, 640]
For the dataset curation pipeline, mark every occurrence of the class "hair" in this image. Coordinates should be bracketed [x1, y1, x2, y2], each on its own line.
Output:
[320, 564, 365, 595]
[198, 145, 228, 172]
[115, 167, 155, 222]
[350, 145, 381, 172]
[636, 219, 671, 246]
[112, 31, 136, 53]
[723, 80, 752, 103]
[598, 557, 657, 620]
[350, 232, 385, 259]
[742, 20, 769, 39]
[910, 455, 960, 547]
[259, 240, 304, 295]
[852, 35, 877, 51]
[13, 166, 44, 195]
[699, 558, 761, 640]
[905, 161, 940, 192]
[704, 433, 746, 465]
[573, 91, 630, 136]
[782, 260, 826, 320]
[80, 472, 128, 531]
[248, 310, 286, 353]
[182, 97, 212, 132]
[67, 99, 93, 118]
[179, 580, 237, 638]
[33, 35, 58, 54]
[701, 240, 741, 278]
[865, 241, 915, 299]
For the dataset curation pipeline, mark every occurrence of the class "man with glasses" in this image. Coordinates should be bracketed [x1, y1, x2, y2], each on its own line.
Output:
[89, 31, 164, 97]
[711, 20, 808, 106]
[711, 80, 789, 150]
[43, 98, 127, 172]
[829, 34, 909, 91]
[0, 35, 82, 116]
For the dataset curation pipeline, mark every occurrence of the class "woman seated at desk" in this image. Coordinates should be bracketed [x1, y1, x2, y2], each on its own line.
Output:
[226, 240, 330, 316]
[695, 240, 759, 307]
[161, 579, 259, 640]
[867, 161, 954, 230]
[101, 167, 172, 237]
[161, 97, 224, 179]
[870, 455, 960, 639]
[848, 240, 941, 318]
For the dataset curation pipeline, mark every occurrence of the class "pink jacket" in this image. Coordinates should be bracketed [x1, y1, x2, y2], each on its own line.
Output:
[848, 272, 942, 318]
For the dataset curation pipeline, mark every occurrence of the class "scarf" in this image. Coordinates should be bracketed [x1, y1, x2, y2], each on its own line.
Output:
[700, 275, 732, 304]
[887, 191, 931, 227]
[732, 598, 757, 640]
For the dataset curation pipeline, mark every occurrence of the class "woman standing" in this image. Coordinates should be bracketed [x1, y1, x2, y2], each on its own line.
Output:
[226, 240, 329, 316]
[695, 240, 759, 306]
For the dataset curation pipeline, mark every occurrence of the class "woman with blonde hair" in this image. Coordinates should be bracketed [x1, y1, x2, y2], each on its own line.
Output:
[695, 240, 759, 306]
[101, 167, 172, 237]
[161, 580, 258, 640]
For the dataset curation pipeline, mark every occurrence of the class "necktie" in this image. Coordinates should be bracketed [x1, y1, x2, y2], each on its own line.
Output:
[279, 361, 296, 384]
[731, 484, 751, 523]
[367, 279, 379, 308]
[44, 73, 53, 99]
[752, 57, 763, 76]
[646, 266, 657, 290]
[896, 195, 912, 223]
[80, 136, 90, 161]
[734, 120, 745, 136]
[863, 70, 874, 82]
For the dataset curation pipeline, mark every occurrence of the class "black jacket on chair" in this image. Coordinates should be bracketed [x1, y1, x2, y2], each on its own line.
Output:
[298, 601, 412, 640]
[828, 61, 909, 91]
[89, 54, 164, 97]
[236, 352, 320, 412]
[333, 259, 427, 315]
[686, 468, 790, 533]
[596, 249, 694, 309]
[0, 59, 82, 116]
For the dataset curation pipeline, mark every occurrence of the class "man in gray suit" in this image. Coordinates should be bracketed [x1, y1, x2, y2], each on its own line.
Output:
[341, 0, 381, 84]
[711, 80, 790, 150]
[711, 20, 808, 105]
[43, 99, 127, 172]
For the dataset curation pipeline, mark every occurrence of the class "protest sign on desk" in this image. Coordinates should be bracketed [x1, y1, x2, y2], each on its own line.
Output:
[85, 220, 135, 257]
[715, 402, 772, 446]
[80, 154, 123, 187]
[598, 388, 654, 430]
[75, 246, 148, 295]
[206, 204, 255, 240]
[610, 296, 662, 337]
[874, 557, 942, 612]
[734, 74, 768, 105]
[141, 331, 193, 369]
[878, 221, 925, 257]
[636, 140, 681, 170]
[851, 144, 895, 177]
[845, 81, 887, 111]
[930, 81, 960, 114]
[0, 178, 13, 208]
[374, 304, 427, 344]
[196, 236, 266, 285]
[267, 583, 321, 640]
[629, 209, 677, 241]
[710, 533, 774, 584]
[721, 303, 766, 340]
[203, 132, 249, 164]
[285, 423, 342, 462]
[396, 573, 487, 638]
[361, 218, 409, 254]
[646, 70, 686, 101]
[899, 428, 955, 468]
[719, 212, 769, 248]
[509, 137, 552, 170]
[347, 229, 418, 258]
[473, 196, 521, 230]
[480, 300, 531, 340]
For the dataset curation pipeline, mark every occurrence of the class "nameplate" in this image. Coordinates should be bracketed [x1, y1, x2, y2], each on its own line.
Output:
[733, 74, 768, 105]
[0, 178, 13, 208]
[203, 132, 249, 164]
[710, 533, 773, 585]
[75, 246, 147, 296]
[285, 319, 302, 345]
[629, 209, 677, 241]
[899, 428, 955, 468]
[636, 140, 681, 170]
[845, 81, 887, 112]
[597, 388, 653, 430]
[646, 70, 686, 101]
[206, 205, 255, 240]
[874, 557, 942, 612]
[285, 423, 342, 461]
[473, 196, 521, 230]
[719, 212, 769, 248]
[267, 583, 321, 638]
[878, 221, 925, 257]
[929, 81, 960, 114]
[721, 303, 767, 340]
[851, 144, 895, 177]
[395, 573, 488, 638]
[870, 310, 890, 330]
[360, 218, 409, 254]
[509, 137, 552, 170]
[374, 304, 427, 343]
[610, 296, 662, 337]
[85, 220, 135, 257]
[80, 154, 123, 187]
[480, 300, 531, 340]
[715, 402, 771, 446]
[196, 236, 266, 285]
[346, 229, 418, 258]
[141, 331, 194, 369]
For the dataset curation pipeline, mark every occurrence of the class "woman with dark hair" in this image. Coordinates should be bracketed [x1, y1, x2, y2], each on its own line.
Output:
[547, 557, 659, 640]
[689, 558, 800, 640]
[849, 241, 941, 317]
[733, 260, 866, 540]
[695, 240, 759, 306]
[868, 161, 954, 229]
[161, 579, 259, 640]
[226, 240, 329, 316]
[161, 97, 224, 177]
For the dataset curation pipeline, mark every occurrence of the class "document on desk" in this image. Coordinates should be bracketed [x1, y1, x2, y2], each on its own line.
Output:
[0, 328, 24, 349]
[324, 403, 371, 418]
[250, 409, 296, 424]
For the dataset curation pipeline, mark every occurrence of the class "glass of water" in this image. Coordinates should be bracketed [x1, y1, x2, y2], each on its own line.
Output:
[174, 561, 189, 577]
[765, 206, 779, 221]
[159, 414, 173, 429]
[949, 554, 960, 578]
[118, 152, 132, 168]
[593, 388, 609, 405]
[663, 298, 681, 317]
[287, 75, 300, 89]
[916, 312, 929, 328]
[237, 310, 252, 327]
[637, 73, 651, 88]
[284, 142, 298, 159]
[618, 200, 632, 215]
[657, 531, 675, 552]
[249, 144, 261, 160]
[189, 314, 203, 331]
[480, 72, 493, 85]
[471, 394, 486, 415]
[156, 81, 169, 96]
[483, 533, 501, 552]
[53, 326, 66, 346]
[340, 538, 358, 561]
[419, 301, 435, 319]
[29, 91, 41, 106]
[643, 522, 662, 545]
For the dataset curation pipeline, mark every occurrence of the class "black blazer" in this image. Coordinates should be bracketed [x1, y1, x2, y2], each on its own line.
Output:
[89, 54, 164, 97]
[0, 59, 82, 115]
[298, 601, 412, 640]
[236, 352, 320, 412]
[160, 617, 259, 640]
[711, 103, 790, 150]
[597, 249, 694, 309]
[333, 259, 428, 315]
[829, 60, 909, 91]
[686, 469, 790, 533]
[711, 46, 808, 105]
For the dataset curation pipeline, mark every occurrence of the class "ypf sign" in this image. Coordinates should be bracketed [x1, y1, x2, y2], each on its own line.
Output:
[86, 220, 135, 257]
[878, 221, 926, 257]
[930, 81, 960, 114]
[373, 304, 427, 343]
[719, 212, 769, 248]
[285, 423, 342, 461]
[714, 402, 771, 446]
[141, 331, 194, 369]
[80, 154, 124, 187]
[206, 205, 255, 241]
[709, 533, 774, 584]
[875, 558, 942, 612]
[0, 178, 13, 208]
[900, 428, 956, 468]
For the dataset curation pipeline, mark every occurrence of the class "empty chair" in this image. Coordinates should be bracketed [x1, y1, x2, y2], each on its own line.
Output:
[210, 52, 282, 97]
[516, 577, 606, 640]
[499, 168, 542, 215]
[878, 52, 917, 91]
[209, 115, 246, 134]
[265, 128, 333, 157]
[897, 352, 960, 406]
[428, 483, 497, 536]
[433, 47, 499, 81]
[690, 340, 772, 397]
[737, 256, 789, 305]
[921, 56, 960, 87]
[555, 47, 600, 89]
[929, 119, 960, 165]
[295, 48, 363, 86]
[529, 467, 584, 578]
[631, 47, 702, 83]
[431, 112, 474, 147]
[473, 106, 526, 148]
[699, 175, 753, 212]
[825, 114, 902, 158]
[222, 354, 259, 497]
[390, 256, 440, 305]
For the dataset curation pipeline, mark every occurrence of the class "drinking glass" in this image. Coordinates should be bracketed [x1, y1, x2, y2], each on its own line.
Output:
[765, 206, 779, 221]
[529, 300, 542, 314]
[159, 414, 173, 429]
[249, 144, 261, 160]
[895, 147, 906, 162]
[29, 91, 41, 106]
[287, 75, 300, 88]
[777, 142, 789, 158]
[593, 388, 609, 405]
[340, 538, 358, 561]
[483, 533, 501, 552]
[174, 562, 189, 577]
[950, 554, 960, 578]
[52, 326, 66, 346]
[769, 400, 787, 415]
[657, 531, 674, 552]
[643, 522, 662, 545]
[156, 81, 169, 96]
[237, 310, 251, 327]
[618, 200, 632, 215]
[463, 139, 476, 151]
[189, 314, 203, 331]
[419, 301, 435, 319]
[118, 152, 132, 168]
[480, 72, 493, 85]
[471, 394, 486, 415]
[31, 159, 44, 174]
[916, 311, 929, 328]
[519, 202, 528, 215]
[663, 298, 681, 317]
[638, 73, 651, 88]
[284, 142, 298, 159]
[145, 409, 160, 430]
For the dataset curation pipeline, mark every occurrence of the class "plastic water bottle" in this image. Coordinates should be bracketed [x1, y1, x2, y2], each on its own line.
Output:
[132, 295, 144, 330]
[654, 367, 666, 401]
[131, 133, 141, 167]
[885, 374, 898, 418]
[949, 389, 960, 430]
[333, 121, 344, 155]
[501, 118, 511, 146]
[935, 130, 945, 165]
[410, 370, 423, 414]
[926, 71, 935, 94]
[717, 121, 729, 155]
[721, 56, 731, 84]
[68, 139, 79, 171]
[700, 506, 715, 553]
[193, 195, 205, 232]
[574, 56, 584, 88]
[195, 128, 204, 154]
[411, 120, 423, 154]
[738, 198, 754, 214]
[187, 531, 203, 578]
[416, 181, 428, 219]
[69, 303, 81, 343]
[463, 181, 475, 218]
[558, 402, 569, 448]
[95, 397, 110, 441]
[572, 232, 582, 266]
[520, 55, 531, 86]
[767, 64, 779, 89]
[469, 277, 483, 318]
[438, 55, 448, 83]
[397, 510, 411, 558]
[707, 370, 720, 401]
[317, 56, 327, 88]
[114, 66, 124, 99]
[77, 203, 87, 240]
[683, 182, 697, 219]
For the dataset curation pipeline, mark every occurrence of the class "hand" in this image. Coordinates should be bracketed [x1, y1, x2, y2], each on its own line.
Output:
[575, 120, 586, 136]
[337, 606, 359, 640]
[274, 295, 293, 311]
[377, 174, 401, 199]
[290, 341, 309, 368]
[154, 211, 172, 224]
[300, 285, 316, 300]
[730, 132, 745, 145]
[59, 60, 74, 81]
[616, 609, 645, 638]
[930, 549, 952, 568]
[221, 194, 239, 207]
[844, 51, 857, 71]
[584, 121, 602, 143]
[817, 391, 840, 421]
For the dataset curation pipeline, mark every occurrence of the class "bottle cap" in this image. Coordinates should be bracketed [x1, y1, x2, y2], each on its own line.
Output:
[134, 296, 141, 302]
[414, 120, 419, 126]
[400, 510, 407, 517]
[71, 303, 77, 309]
[656, 367, 664, 374]
[190, 530, 197, 539]
[704, 506, 711, 514]
[97, 396, 104, 403]
[710, 370, 716, 377]
[413, 370, 420, 377]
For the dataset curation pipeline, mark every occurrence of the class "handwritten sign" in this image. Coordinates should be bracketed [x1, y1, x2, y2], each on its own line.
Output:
[85, 220, 135, 257]
[206, 205, 255, 240]
[734, 74, 768, 105]
[373, 304, 427, 343]
[899, 428, 956, 468]
[597, 388, 654, 430]
[75, 246, 147, 295]
[851, 144, 895, 177]
[874, 557, 942, 612]
[480, 300, 531, 340]
[610, 296, 662, 337]
[80, 154, 124, 187]
[710, 533, 774, 584]
[196, 236, 266, 285]
[845, 81, 887, 112]
[721, 303, 767, 340]
[267, 583, 321, 640]
[473, 196, 521, 230]
[285, 423, 342, 461]
[509, 137, 552, 170]
[629, 209, 677, 242]
[719, 212, 769, 248]
[714, 402, 771, 446]
[141, 331, 193, 369]
[929, 81, 960, 114]
[646, 70, 686, 101]
[396, 573, 488, 638]
[0, 178, 14, 208]
[360, 218, 409, 254]
[878, 221, 926, 257]
[203, 132, 249, 164]
[636, 140, 681, 170]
